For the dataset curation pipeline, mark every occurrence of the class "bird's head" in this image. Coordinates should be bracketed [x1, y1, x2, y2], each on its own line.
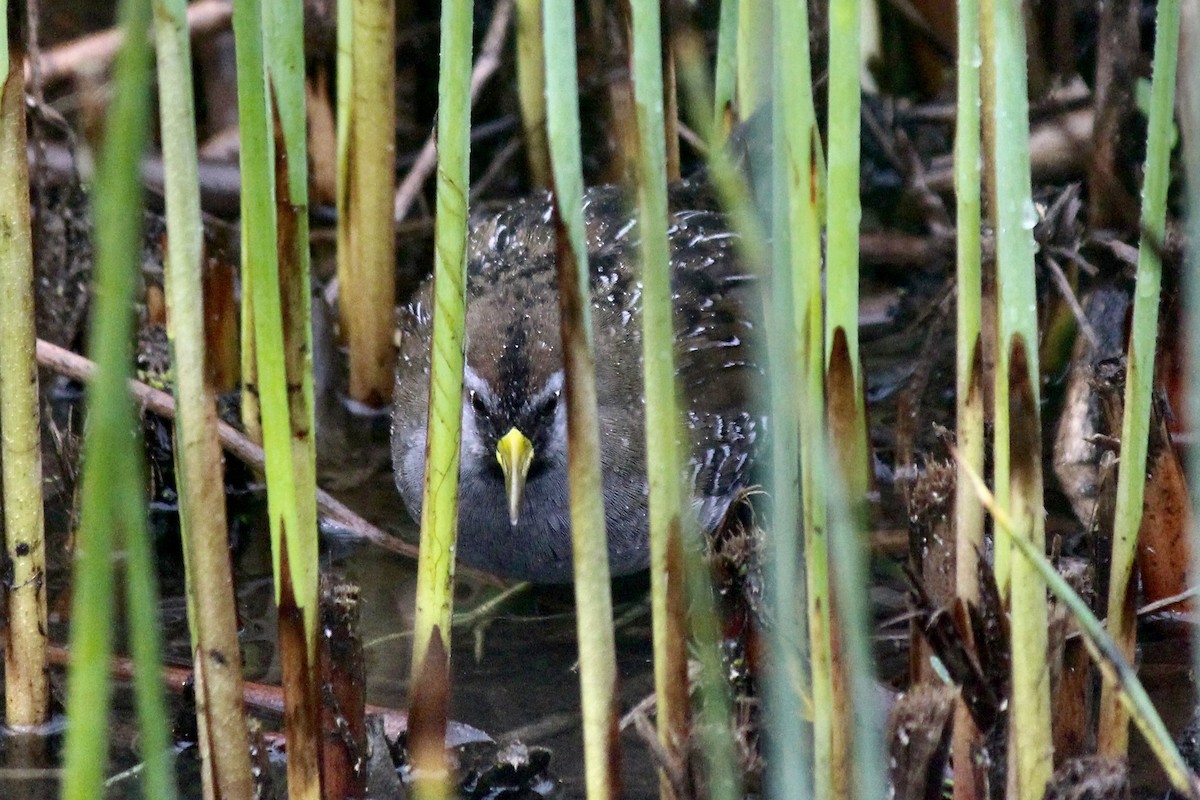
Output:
[462, 363, 564, 526]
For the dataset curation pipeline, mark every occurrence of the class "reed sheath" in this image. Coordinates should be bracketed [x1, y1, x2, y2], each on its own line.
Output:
[0, 0, 49, 733]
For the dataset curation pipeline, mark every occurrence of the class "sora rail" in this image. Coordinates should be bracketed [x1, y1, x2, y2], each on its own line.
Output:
[391, 183, 761, 583]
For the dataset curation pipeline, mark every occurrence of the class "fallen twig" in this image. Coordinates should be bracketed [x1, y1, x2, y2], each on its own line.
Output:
[393, 0, 514, 222]
[34, 338, 505, 586]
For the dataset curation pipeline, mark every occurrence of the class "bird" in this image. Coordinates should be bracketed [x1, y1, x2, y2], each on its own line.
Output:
[391, 183, 761, 583]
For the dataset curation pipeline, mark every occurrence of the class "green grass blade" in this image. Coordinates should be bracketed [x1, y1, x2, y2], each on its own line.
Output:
[1098, 0, 1181, 757]
[544, 1, 622, 796]
[61, 0, 176, 795]
[629, 0, 690, 791]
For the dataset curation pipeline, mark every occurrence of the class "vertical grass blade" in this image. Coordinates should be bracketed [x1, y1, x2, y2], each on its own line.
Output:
[711, 0, 738, 143]
[234, 0, 322, 794]
[951, 1, 986, 796]
[408, 1, 473, 797]
[544, 2, 621, 797]
[1097, 0, 1181, 757]
[61, 0, 177, 796]
[628, 0, 689, 794]
[736, 0, 770, 119]
[672, 29, 759, 800]
[336, 0, 398, 407]
[979, 0, 1052, 793]
[0, 0, 50, 733]
[153, 0, 254, 794]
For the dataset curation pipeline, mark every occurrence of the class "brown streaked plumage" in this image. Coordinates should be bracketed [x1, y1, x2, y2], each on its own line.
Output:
[391, 183, 761, 583]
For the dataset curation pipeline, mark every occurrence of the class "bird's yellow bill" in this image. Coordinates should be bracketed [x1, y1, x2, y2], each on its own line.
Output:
[496, 427, 534, 526]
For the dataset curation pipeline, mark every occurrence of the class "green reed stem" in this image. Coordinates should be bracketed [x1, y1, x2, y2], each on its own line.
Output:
[408, 2, 473, 798]
[544, 2, 621, 797]
[1098, 0, 1181, 758]
[629, 0, 690, 794]
[0, 0, 49, 732]
[776, 0, 828, 796]
[672, 29, 758, 800]
[62, 0, 176, 796]
[952, 1, 986, 796]
[825, 0, 868, 500]
[234, 0, 321, 794]
[154, 0, 254, 794]
[980, 0, 1052, 794]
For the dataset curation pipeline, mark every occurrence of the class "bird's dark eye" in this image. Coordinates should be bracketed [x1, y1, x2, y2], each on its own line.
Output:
[470, 391, 488, 416]
[538, 390, 560, 418]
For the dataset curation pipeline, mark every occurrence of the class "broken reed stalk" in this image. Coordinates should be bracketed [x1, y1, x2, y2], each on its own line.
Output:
[628, 0, 689, 794]
[980, 0, 1052, 794]
[318, 580, 368, 800]
[60, 0, 177, 796]
[544, 2, 621, 797]
[951, 0, 985, 796]
[153, 0, 254, 795]
[336, 0, 397, 407]
[671, 23, 759, 800]
[0, 0, 50, 733]
[1182, 0, 1200, 697]
[824, 446, 887, 799]
[514, 0, 550, 186]
[775, 0, 831, 796]
[1097, 0, 1181, 758]
[710, 0, 737, 143]
[823, 5, 866, 795]
[407, 0, 473, 797]
[958, 461, 1200, 798]
[233, 0, 322, 795]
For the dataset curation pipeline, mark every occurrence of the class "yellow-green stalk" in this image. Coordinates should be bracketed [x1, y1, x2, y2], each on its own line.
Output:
[336, 0, 397, 407]
[544, 2, 622, 798]
[825, 0, 868, 503]
[777, 0, 831, 796]
[823, 6, 865, 795]
[673, 24, 765, 800]
[952, 0, 985, 796]
[514, 0, 550, 186]
[628, 0, 688, 794]
[0, 0, 49, 733]
[154, 0, 254, 794]
[1097, 0, 1181, 757]
[408, 1, 473, 798]
[61, 0, 177, 795]
[234, 0, 322, 794]
[980, 0, 1051, 794]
